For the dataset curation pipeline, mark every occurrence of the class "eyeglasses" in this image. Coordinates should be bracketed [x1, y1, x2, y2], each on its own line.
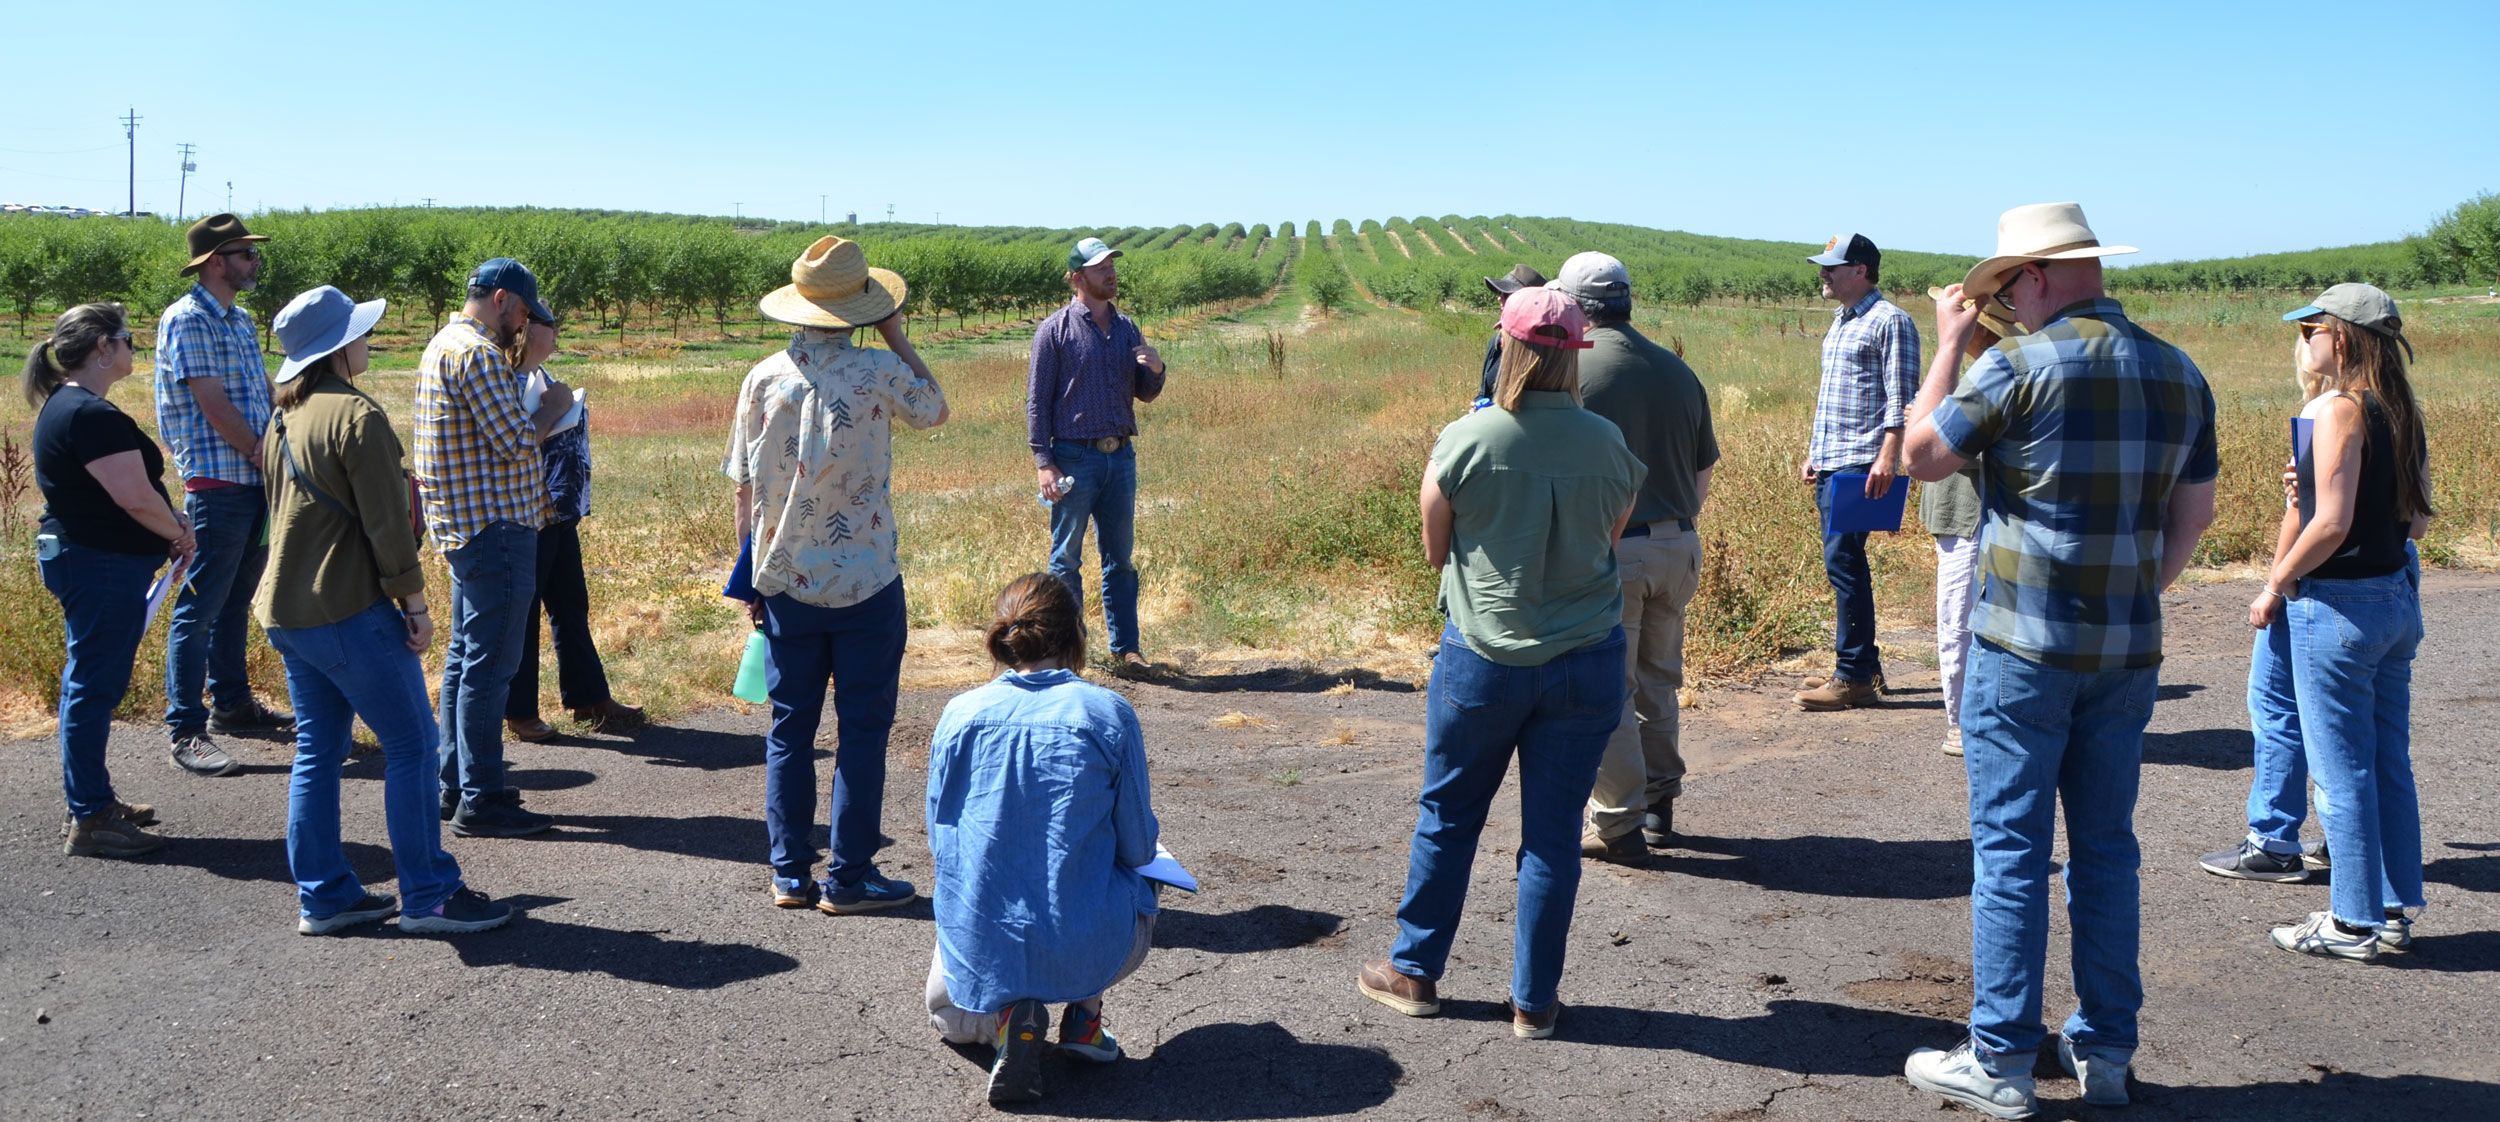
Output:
[216, 245, 262, 261]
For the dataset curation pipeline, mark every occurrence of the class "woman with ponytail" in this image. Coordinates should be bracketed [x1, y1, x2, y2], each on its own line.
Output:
[2242, 284, 2433, 961]
[922, 573, 1161, 1104]
[26, 302, 195, 858]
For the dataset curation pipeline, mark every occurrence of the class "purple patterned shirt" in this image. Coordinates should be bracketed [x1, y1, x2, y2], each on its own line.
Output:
[1027, 298, 1166, 468]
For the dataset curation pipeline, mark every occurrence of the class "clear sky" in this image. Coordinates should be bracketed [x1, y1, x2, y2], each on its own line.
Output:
[8, 1, 2494, 262]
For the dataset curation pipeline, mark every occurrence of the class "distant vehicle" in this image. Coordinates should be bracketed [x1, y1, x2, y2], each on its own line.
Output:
[52, 206, 91, 218]
[0, 203, 25, 214]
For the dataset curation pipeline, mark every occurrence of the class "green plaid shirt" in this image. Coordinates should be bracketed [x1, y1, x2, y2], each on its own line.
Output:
[1929, 298, 2217, 673]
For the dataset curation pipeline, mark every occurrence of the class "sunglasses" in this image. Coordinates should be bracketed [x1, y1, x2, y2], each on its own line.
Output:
[216, 245, 262, 261]
[2297, 320, 2331, 340]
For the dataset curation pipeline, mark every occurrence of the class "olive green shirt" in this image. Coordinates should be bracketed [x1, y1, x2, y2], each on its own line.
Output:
[1919, 463, 1983, 538]
[254, 378, 426, 630]
[1432, 391, 1644, 667]
[1578, 323, 1718, 525]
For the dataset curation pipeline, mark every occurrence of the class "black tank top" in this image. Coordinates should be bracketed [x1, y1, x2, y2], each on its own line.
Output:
[2297, 391, 2416, 580]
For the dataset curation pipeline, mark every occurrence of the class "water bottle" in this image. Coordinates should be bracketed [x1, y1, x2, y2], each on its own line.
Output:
[732, 629, 772, 703]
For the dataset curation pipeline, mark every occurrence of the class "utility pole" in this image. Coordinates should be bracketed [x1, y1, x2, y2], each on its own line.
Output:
[420, 197, 435, 208]
[175, 142, 196, 220]
[886, 203, 895, 223]
[225, 181, 233, 212]
[734, 202, 743, 221]
[935, 211, 942, 225]
[119, 108, 142, 216]
[820, 194, 826, 223]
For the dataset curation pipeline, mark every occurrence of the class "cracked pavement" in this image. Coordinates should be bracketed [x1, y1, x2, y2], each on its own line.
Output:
[3, 573, 2496, 1120]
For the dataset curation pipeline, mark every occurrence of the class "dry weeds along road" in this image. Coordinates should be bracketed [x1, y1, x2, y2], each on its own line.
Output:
[4, 575, 2497, 1121]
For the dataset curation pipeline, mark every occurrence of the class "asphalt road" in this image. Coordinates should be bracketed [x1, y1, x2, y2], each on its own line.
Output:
[3, 573, 2495, 1121]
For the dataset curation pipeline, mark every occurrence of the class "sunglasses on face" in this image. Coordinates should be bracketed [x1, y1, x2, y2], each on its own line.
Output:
[2298, 321, 2330, 340]
[216, 246, 262, 261]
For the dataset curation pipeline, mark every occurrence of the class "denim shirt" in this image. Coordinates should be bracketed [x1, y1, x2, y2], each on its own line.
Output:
[927, 669, 1160, 1013]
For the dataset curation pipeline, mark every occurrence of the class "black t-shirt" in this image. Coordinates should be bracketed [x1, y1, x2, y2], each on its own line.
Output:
[2297, 391, 2418, 581]
[34, 384, 172, 556]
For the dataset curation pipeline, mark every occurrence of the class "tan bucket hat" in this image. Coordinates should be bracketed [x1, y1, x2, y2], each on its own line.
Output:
[1961, 202, 2136, 304]
[758, 236, 906, 328]
[1927, 287, 2026, 358]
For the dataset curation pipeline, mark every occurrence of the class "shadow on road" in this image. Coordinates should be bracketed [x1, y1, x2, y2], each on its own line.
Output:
[1660, 834, 1968, 899]
[1155, 667, 1417, 696]
[507, 767, 598, 792]
[1408, 998, 1959, 1075]
[2382, 929, 2500, 974]
[538, 813, 769, 865]
[2424, 849, 2500, 895]
[589, 724, 766, 771]
[1154, 904, 1343, 953]
[439, 894, 800, 988]
[146, 835, 397, 886]
[2156, 682, 2207, 701]
[1026, 1021, 1400, 1119]
[2129, 1072, 2494, 1118]
[2142, 728, 2255, 770]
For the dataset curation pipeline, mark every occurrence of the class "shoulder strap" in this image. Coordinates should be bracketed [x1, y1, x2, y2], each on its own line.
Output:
[272, 412, 356, 522]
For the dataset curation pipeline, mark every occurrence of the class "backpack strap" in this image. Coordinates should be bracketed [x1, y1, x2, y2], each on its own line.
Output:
[272, 412, 356, 522]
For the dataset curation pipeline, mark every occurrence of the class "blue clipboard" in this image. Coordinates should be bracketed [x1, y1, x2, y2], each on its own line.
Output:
[1822, 473, 1908, 534]
[722, 536, 758, 602]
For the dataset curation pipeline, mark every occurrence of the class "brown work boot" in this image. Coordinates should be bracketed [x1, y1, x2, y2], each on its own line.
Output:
[1357, 958, 1440, 1017]
[1800, 671, 1885, 694]
[1580, 829, 1651, 867]
[1794, 676, 1882, 711]
[506, 717, 558, 743]
[570, 698, 645, 730]
[1508, 999, 1562, 1040]
[64, 813, 166, 858]
[59, 800, 157, 836]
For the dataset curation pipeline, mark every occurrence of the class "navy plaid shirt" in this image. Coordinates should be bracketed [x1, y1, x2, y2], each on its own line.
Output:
[1027, 298, 1166, 468]
[1809, 291, 1921, 471]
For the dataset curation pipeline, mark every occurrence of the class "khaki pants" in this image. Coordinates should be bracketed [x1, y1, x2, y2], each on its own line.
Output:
[1586, 526, 1701, 839]
[926, 910, 1156, 1043]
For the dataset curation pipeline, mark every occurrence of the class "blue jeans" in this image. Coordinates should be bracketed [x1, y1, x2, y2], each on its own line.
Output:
[270, 600, 465, 918]
[164, 484, 268, 736]
[40, 539, 161, 820]
[2244, 619, 2325, 854]
[2284, 570, 2425, 926]
[1961, 638, 2156, 1067]
[437, 521, 537, 802]
[1390, 624, 1624, 1013]
[1046, 438, 1140, 655]
[762, 577, 907, 885]
[1815, 470, 1880, 682]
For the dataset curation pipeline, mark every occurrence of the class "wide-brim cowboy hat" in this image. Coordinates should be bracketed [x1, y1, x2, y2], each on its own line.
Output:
[1927, 286, 2025, 359]
[180, 212, 268, 276]
[273, 285, 387, 383]
[1960, 202, 2136, 304]
[759, 236, 906, 328]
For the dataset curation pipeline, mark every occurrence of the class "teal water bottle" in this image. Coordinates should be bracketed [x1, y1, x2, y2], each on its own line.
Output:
[732, 630, 772, 703]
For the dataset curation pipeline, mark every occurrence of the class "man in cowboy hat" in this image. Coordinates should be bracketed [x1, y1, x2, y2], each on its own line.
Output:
[155, 213, 293, 778]
[1029, 236, 1166, 673]
[1796, 232, 1920, 712]
[1896, 202, 2217, 1117]
[726, 235, 947, 914]
[415, 258, 579, 839]
[1475, 263, 1549, 402]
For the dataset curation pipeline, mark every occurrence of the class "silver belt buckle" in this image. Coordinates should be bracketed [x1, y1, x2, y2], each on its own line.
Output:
[1093, 436, 1125, 453]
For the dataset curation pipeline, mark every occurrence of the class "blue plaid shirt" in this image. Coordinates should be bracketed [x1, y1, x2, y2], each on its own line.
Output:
[1930, 298, 2219, 673]
[154, 283, 270, 485]
[1809, 291, 1920, 471]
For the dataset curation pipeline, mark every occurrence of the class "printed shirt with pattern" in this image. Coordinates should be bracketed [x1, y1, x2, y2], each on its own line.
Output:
[1929, 297, 2219, 673]
[722, 329, 947, 609]
[1809, 290, 1921, 470]
[153, 283, 271, 485]
[413, 314, 550, 548]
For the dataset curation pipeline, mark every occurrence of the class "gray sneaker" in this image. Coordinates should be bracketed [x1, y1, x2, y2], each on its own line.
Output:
[299, 891, 399, 935]
[1905, 1041, 2037, 1120]
[169, 733, 239, 777]
[2057, 1036, 2130, 1107]
[2199, 840, 2309, 883]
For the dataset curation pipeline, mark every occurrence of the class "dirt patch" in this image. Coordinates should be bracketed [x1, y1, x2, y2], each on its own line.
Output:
[1843, 950, 1975, 1019]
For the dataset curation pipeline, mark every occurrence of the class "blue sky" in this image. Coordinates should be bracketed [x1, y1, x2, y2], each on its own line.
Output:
[8, 1, 2494, 262]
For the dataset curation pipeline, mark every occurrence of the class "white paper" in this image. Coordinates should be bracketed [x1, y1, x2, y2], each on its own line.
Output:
[1134, 842, 1198, 893]
[527, 368, 586, 436]
[143, 556, 189, 631]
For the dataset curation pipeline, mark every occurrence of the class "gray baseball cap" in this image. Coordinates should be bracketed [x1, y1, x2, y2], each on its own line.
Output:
[2284, 283, 2412, 361]
[1549, 251, 1630, 300]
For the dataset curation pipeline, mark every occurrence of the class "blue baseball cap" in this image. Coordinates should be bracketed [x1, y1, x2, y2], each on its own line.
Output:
[467, 257, 554, 323]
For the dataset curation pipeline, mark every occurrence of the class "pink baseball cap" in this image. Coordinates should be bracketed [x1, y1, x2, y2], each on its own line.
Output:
[1498, 287, 1593, 350]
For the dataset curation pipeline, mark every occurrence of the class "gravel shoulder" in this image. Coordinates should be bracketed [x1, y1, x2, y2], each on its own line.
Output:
[4, 573, 2496, 1120]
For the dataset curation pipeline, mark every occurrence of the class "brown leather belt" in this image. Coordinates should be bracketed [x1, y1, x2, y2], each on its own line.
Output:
[1091, 435, 1129, 453]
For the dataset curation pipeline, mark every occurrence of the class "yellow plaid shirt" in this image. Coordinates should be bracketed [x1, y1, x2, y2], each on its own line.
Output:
[414, 314, 549, 548]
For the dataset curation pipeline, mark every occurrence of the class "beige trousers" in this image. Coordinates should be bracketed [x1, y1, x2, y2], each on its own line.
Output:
[1586, 526, 1701, 838]
[926, 910, 1156, 1044]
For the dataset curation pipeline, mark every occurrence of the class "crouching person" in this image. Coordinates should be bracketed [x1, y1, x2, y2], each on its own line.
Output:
[925, 574, 1160, 1105]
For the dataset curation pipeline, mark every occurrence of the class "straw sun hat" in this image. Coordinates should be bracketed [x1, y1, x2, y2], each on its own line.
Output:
[1960, 202, 2136, 304]
[758, 236, 906, 328]
[1926, 287, 2026, 359]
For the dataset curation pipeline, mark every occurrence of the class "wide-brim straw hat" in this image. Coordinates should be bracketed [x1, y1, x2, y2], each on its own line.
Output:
[758, 236, 905, 328]
[1961, 202, 2136, 304]
[1927, 286, 2025, 359]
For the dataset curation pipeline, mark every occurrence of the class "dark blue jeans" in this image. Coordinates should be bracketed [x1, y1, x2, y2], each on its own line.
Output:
[41, 539, 161, 820]
[1815, 470, 1881, 682]
[1046, 438, 1140, 655]
[762, 577, 907, 885]
[164, 484, 267, 736]
[1390, 624, 1624, 1013]
[271, 599, 464, 918]
[507, 517, 612, 718]
[437, 521, 537, 803]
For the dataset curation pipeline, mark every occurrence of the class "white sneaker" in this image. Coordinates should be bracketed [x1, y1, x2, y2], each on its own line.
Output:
[1905, 1041, 2037, 1120]
[2270, 911, 2378, 961]
[2378, 913, 2414, 953]
[2056, 1036, 2130, 1106]
[1942, 727, 1964, 757]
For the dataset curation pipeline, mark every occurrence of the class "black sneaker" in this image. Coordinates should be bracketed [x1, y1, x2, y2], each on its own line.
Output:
[451, 791, 553, 838]
[2199, 841, 2310, 883]
[439, 787, 458, 822]
[399, 887, 516, 935]
[209, 698, 295, 735]
[988, 998, 1048, 1104]
[299, 891, 399, 935]
[1642, 798, 1676, 849]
